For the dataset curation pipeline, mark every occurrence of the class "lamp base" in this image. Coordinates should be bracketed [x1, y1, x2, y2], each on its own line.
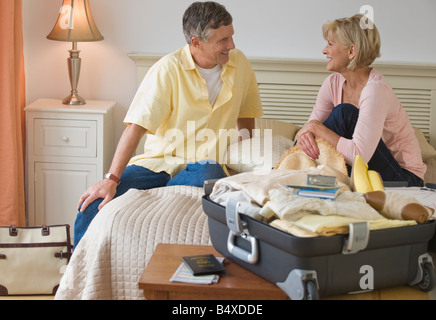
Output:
[62, 42, 86, 106]
[63, 92, 86, 105]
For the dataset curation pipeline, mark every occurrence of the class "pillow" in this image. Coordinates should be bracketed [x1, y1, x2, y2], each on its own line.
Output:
[414, 127, 436, 161]
[226, 135, 293, 173]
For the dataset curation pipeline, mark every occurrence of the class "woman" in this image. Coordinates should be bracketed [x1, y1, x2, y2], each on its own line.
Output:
[296, 14, 426, 186]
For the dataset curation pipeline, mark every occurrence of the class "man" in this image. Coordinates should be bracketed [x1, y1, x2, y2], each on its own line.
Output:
[73, 1, 263, 247]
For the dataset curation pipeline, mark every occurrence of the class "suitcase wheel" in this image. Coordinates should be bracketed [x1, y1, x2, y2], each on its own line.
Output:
[304, 280, 320, 300]
[277, 270, 319, 300]
[418, 262, 435, 292]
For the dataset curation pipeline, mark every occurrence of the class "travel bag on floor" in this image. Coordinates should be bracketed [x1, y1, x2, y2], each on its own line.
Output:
[202, 181, 436, 300]
[0, 224, 72, 296]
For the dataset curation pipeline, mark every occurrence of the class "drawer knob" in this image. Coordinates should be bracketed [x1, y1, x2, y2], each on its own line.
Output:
[62, 136, 70, 143]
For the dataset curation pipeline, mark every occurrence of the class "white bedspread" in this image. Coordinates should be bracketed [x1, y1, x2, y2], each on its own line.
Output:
[55, 185, 211, 300]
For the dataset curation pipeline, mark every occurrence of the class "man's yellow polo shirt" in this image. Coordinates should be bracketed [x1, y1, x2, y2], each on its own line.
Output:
[124, 44, 263, 176]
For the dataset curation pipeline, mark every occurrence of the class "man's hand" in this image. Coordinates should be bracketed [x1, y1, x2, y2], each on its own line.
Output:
[77, 178, 118, 212]
[76, 123, 146, 213]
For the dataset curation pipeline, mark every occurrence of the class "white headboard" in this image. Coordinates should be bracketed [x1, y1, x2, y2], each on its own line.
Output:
[128, 53, 436, 148]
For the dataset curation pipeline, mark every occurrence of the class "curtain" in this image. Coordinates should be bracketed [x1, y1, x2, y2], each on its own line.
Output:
[0, 0, 26, 226]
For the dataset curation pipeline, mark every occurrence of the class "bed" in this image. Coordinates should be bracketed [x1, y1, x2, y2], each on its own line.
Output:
[54, 55, 436, 300]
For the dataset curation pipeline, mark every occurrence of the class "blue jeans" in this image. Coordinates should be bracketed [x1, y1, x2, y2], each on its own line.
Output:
[73, 161, 226, 247]
[323, 104, 423, 187]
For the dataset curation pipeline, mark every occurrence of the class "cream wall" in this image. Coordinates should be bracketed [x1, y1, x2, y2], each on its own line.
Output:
[22, 0, 436, 147]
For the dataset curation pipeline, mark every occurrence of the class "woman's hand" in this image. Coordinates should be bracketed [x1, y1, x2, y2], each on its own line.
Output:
[296, 120, 324, 160]
[297, 130, 320, 160]
[296, 120, 340, 161]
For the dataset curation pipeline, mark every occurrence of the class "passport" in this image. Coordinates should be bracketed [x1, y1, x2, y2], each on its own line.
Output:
[181, 254, 226, 276]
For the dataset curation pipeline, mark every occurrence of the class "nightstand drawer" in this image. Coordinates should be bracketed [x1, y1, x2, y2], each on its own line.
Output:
[34, 118, 97, 158]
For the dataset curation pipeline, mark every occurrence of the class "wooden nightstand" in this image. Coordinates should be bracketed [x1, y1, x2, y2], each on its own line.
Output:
[139, 244, 289, 300]
[25, 99, 116, 231]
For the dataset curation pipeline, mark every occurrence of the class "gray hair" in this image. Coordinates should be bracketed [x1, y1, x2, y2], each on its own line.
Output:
[182, 1, 233, 43]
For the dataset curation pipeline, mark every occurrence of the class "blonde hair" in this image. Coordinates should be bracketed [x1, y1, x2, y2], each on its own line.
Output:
[322, 14, 381, 70]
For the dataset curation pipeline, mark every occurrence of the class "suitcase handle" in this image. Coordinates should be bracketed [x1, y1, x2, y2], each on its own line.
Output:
[227, 231, 259, 264]
[225, 199, 259, 264]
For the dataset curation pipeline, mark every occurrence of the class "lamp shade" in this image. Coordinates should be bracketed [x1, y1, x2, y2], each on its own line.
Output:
[47, 0, 103, 42]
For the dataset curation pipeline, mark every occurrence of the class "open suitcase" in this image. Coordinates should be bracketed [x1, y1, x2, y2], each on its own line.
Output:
[202, 181, 436, 300]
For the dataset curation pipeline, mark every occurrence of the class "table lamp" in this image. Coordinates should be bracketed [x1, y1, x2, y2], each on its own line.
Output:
[47, 0, 103, 105]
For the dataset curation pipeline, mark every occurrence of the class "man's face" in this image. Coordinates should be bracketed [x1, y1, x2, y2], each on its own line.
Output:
[194, 24, 235, 69]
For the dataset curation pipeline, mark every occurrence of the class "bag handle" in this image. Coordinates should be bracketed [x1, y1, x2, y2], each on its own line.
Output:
[42, 226, 50, 236]
[9, 226, 17, 237]
[8, 225, 51, 237]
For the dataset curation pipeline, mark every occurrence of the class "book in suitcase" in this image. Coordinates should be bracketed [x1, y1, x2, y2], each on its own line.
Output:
[202, 182, 436, 300]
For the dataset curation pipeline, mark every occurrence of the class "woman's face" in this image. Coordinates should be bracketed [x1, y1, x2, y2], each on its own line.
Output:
[322, 33, 352, 72]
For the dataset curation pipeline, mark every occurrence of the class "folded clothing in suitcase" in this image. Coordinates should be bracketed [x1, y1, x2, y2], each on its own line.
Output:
[202, 181, 436, 300]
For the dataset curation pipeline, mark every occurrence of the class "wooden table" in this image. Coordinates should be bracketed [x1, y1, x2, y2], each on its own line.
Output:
[139, 243, 289, 300]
